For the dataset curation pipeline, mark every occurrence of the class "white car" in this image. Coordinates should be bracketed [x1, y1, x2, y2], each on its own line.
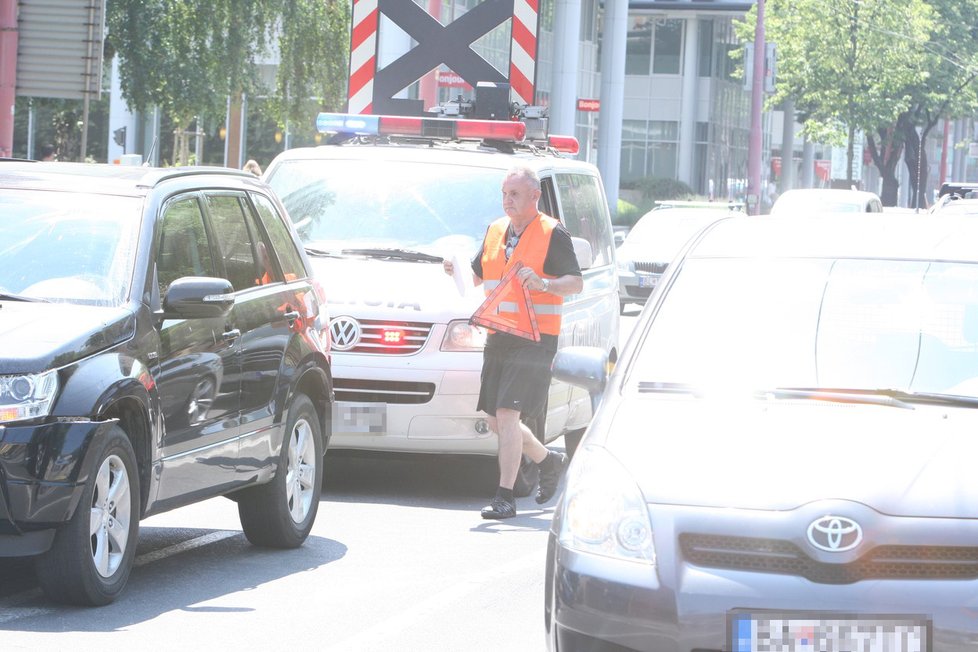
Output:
[770, 188, 883, 216]
[617, 204, 743, 312]
[264, 108, 620, 491]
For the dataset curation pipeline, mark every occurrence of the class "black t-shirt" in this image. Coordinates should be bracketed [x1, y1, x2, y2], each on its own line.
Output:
[471, 218, 582, 350]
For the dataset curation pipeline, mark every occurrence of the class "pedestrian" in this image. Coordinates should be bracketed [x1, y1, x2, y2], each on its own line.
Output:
[443, 166, 583, 519]
[243, 159, 262, 176]
[39, 144, 56, 161]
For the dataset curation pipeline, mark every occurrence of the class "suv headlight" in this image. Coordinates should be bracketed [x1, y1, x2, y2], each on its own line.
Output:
[0, 370, 59, 424]
[559, 445, 655, 564]
[441, 320, 487, 351]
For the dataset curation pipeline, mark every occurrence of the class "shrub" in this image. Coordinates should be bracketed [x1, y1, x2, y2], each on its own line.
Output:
[617, 177, 696, 227]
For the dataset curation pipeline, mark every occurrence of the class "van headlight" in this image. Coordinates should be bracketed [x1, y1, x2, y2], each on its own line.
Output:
[559, 445, 655, 564]
[0, 370, 59, 424]
[441, 320, 487, 351]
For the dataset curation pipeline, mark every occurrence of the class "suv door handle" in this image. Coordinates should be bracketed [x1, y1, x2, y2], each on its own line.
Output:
[283, 310, 300, 324]
[222, 328, 241, 343]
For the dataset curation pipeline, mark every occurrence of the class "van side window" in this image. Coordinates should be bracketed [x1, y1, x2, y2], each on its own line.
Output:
[554, 173, 614, 268]
[540, 177, 559, 218]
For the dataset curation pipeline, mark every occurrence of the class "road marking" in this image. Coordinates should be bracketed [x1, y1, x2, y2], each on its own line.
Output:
[328, 551, 540, 651]
[0, 530, 239, 624]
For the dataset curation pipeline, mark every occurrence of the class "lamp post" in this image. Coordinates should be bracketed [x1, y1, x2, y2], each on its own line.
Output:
[748, 0, 766, 215]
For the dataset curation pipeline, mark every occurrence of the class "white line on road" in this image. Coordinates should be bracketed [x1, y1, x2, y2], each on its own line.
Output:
[328, 550, 541, 652]
[0, 530, 239, 624]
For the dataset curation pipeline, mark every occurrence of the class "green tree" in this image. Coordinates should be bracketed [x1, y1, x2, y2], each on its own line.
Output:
[105, 0, 349, 164]
[737, 0, 936, 193]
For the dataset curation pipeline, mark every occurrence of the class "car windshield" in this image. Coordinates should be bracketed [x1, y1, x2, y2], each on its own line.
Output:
[630, 257, 978, 399]
[266, 159, 506, 259]
[0, 190, 141, 306]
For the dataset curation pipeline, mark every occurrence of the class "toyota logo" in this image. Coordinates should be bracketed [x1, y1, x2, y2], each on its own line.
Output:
[329, 316, 362, 351]
[807, 516, 863, 552]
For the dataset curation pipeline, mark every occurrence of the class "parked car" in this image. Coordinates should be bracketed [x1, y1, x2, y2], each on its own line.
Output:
[263, 106, 619, 491]
[931, 181, 978, 216]
[0, 162, 333, 606]
[617, 203, 743, 312]
[547, 213, 978, 651]
[770, 188, 883, 215]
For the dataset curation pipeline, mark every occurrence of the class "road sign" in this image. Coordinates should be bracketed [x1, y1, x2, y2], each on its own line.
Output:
[576, 98, 600, 112]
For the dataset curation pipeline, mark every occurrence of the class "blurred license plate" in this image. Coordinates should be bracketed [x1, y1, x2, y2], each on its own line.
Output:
[332, 401, 387, 434]
[638, 275, 657, 288]
[729, 611, 930, 652]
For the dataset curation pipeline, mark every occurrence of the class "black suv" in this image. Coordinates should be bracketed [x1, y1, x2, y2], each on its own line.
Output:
[0, 162, 333, 606]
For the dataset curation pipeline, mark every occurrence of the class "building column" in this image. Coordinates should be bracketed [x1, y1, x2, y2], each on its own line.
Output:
[549, 0, 582, 139]
[597, 0, 628, 218]
[677, 16, 698, 187]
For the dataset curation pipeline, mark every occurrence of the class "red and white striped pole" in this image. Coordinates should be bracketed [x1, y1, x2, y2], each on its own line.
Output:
[509, 0, 538, 106]
[348, 0, 379, 115]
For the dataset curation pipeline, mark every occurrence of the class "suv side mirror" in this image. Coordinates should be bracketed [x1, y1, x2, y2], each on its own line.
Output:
[570, 236, 593, 270]
[163, 277, 235, 319]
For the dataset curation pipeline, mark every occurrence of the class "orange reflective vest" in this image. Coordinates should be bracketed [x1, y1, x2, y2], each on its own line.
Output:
[481, 213, 563, 336]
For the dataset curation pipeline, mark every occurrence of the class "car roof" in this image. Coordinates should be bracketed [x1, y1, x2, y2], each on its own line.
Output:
[688, 214, 978, 263]
[265, 140, 600, 175]
[653, 200, 745, 211]
[0, 161, 257, 196]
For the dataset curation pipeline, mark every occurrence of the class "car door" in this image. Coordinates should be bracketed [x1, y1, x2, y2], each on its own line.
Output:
[201, 191, 303, 472]
[154, 193, 243, 502]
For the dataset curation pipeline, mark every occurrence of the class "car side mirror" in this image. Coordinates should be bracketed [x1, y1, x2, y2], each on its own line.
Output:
[552, 346, 609, 412]
[163, 277, 235, 319]
[570, 236, 593, 270]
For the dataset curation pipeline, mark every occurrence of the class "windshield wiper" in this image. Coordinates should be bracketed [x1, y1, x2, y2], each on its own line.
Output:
[339, 248, 444, 263]
[304, 246, 345, 258]
[0, 292, 49, 303]
[768, 387, 978, 410]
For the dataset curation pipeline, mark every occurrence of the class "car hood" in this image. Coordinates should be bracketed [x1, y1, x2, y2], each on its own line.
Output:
[308, 256, 484, 322]
[0, 302, 136, 374]
[600, 395, 978, 518]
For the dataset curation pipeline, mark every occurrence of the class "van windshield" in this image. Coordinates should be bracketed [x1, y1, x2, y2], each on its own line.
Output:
[267, 159, 505, 259]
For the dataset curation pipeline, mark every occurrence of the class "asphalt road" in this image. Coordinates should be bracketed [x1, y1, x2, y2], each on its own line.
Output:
[0, 309, 642, 651]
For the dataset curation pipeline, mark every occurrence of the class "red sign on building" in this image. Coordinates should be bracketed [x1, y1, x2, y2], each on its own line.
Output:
[576, 98, 600, 112]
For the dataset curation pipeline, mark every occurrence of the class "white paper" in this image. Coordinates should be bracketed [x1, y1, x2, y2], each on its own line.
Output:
[451, 253, 472, 297]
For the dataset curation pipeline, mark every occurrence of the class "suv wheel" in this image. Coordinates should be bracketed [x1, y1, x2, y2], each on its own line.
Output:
[35, 425, 139, 606]
[238, 393, 323, 548]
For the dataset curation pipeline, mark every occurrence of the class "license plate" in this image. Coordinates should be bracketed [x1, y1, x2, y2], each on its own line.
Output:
[638, 275, 657, 289]
[332, 401, 387, 434]
[728, 611, 930, 652]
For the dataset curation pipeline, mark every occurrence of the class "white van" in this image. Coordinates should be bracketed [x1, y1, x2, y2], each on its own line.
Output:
[263, 110, 619, 492]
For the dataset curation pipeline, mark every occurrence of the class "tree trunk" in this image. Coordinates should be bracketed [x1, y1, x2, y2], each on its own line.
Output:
[866, 125, 904, 207]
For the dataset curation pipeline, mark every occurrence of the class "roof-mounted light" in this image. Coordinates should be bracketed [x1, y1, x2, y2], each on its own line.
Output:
[548, 135, 580, 155]
[316, 112, 526, 143]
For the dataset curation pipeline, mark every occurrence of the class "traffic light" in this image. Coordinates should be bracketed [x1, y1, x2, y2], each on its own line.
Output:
[113, 126, 126, 150]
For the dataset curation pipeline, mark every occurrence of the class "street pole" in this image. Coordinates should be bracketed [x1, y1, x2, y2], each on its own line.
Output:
[748, 0, 766, 215]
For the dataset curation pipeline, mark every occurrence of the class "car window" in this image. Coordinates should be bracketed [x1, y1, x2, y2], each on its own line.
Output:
[157, 196, 217, 298]
[0, 190, 140, 306]
[204, 193, 265, 291]
[554, 173, 614, 267]
[266, 159, 505, 259]
[630, 257, 978, 398]
[251, 192, 305, 282]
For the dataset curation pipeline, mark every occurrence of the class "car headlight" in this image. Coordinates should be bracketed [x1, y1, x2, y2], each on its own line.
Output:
[441, 320, 487, 351]
[0, 370, 59, 424]
[559, 445, 655, 564]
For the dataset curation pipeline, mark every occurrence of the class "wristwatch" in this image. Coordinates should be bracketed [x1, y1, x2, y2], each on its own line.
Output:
[541, 278, 551, 293]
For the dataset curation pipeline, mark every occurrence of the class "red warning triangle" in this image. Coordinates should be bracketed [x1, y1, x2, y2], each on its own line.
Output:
[470, 262, 540, 342]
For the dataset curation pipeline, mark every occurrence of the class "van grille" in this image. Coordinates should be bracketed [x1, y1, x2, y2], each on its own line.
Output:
[344, 319, 431, 355]
[634, 261, 668, 275]
[680, 533, 978, 583]
[334, 378, 435, 404]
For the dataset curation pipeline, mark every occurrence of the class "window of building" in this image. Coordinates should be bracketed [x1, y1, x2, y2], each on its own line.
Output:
[698, 19, 714, 77]
[620, 119, 679, 182]
[652, 19, 682, 74]
[625, 16, 652, 75]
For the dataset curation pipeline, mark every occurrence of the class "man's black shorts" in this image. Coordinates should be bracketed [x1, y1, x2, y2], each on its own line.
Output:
[477, 332, 557, 418]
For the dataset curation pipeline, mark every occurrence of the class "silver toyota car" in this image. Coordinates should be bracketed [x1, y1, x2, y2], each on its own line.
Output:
[547, 213, 978, 652]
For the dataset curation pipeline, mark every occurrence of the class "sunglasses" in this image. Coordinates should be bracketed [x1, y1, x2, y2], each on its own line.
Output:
[505, 234, 519, 261]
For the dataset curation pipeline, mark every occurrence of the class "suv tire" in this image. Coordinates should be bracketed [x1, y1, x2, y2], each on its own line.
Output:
[35, 425, 139, 606]
[238, 394, 323, 548]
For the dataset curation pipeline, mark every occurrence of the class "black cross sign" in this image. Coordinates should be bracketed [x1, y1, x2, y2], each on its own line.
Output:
[372, 0, 512, 116]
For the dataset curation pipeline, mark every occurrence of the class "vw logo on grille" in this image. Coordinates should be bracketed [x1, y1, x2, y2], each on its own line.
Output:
[329, 316, 362, 351]
[807, 515, 863, 552]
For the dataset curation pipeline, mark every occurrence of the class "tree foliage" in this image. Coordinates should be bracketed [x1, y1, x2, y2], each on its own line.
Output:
[105, 0, 349, 130]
